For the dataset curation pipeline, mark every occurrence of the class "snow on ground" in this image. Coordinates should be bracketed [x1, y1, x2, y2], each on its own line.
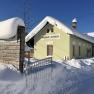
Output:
[0, 58, 94, 94]
[0, 63, 21, 81]
[64, 59, 81, 68]
[63, 58, 94, 68]
[0, 63, 17, 71]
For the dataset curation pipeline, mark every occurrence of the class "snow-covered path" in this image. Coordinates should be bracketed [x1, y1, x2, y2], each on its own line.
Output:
[74, 76, 94, 94]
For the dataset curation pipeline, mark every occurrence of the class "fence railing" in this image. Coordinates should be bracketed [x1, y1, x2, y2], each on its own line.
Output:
[24, 57, 53, 89]
[24, 57, 53, 74]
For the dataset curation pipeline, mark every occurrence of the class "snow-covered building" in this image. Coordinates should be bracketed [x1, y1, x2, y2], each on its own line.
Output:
[0, 17, 25, 73]
[86, 32, 94, 37]
[0, 17, 25, 40]
[26, 16, 94, 60]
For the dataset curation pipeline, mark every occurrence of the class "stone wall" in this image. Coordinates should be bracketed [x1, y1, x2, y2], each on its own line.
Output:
[0, 40, 20, 68]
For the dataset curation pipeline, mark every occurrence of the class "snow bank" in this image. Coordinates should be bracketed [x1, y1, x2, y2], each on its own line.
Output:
[0, 63, 17, 71]
[58, 58, 94, 69]
[65, 59, 81, 68]
[22, 59, 94, 94]
[80, 58, 94, 65]
[0, 64, 7, 71]
[0, 58, 94, 94]
[0, 63, 21, 81]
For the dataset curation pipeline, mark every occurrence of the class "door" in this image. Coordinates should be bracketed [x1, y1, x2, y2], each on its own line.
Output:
[47, 45, 53, 56]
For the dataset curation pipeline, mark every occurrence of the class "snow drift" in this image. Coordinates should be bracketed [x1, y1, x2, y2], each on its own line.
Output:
[0, 58, 94, 94]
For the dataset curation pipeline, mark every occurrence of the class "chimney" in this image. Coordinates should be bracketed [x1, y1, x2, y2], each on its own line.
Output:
[72, 18, 77, 29]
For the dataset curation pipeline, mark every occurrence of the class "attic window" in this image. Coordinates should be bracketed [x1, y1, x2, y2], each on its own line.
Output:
[47, 29, 50, 33]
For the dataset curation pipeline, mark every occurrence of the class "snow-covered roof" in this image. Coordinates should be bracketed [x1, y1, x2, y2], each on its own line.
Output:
[72, 18, 77, 23]
[73, 30, 94, 44]
[0, 17, 25, 40]
[86, 32, 94, 37]
[25, 16, 94, 44]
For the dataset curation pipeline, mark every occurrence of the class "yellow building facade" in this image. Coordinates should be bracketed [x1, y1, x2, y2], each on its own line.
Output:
[26, 16, 94, 60]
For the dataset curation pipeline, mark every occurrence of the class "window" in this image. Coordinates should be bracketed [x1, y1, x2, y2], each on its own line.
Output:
[79, 46, 81, 56]
[87, 48, 91, 57]
[92, 46, 94, 56]
[47, 45, 53, 56]
[51, 28, 54, 32]
[47, 28, 53, 33]
[73, 45, 75, 57]
[47, 29, 50, 33]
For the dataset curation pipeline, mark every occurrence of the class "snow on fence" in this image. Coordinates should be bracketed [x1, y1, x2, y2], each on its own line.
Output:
[24, 57, 54, 89]
[24, 57, 53, 74]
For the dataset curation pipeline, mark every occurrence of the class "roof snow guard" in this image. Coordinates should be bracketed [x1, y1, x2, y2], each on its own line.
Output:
[25, 16, 94, 44]
[0, 17, 25, 40]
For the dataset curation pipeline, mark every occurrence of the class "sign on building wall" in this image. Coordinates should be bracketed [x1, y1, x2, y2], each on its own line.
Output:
[42, 34, 60, 39]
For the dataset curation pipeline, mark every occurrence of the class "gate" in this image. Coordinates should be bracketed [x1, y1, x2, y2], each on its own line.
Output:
[24, 57, 53, 89]
[24, 57, 53, 74]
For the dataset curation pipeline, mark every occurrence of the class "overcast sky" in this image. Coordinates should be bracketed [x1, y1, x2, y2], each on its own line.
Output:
[0, 0, 94, 33]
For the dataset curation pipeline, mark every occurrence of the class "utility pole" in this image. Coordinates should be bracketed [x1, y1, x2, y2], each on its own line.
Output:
[22, 0, 32, 73]
[23, 0, 32, 32]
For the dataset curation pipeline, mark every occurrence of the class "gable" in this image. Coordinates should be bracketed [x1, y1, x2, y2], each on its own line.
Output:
[34, 22, 70, 45]
[25, 16, 73, 42]
[34, 23, 54, 44]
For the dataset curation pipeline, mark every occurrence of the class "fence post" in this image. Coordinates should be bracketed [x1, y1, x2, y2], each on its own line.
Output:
[19, 26, 25, 73]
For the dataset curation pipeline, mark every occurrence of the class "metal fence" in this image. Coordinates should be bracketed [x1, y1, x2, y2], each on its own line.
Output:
[24, 57, 52, 73]
[24, 57, 53, 89]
